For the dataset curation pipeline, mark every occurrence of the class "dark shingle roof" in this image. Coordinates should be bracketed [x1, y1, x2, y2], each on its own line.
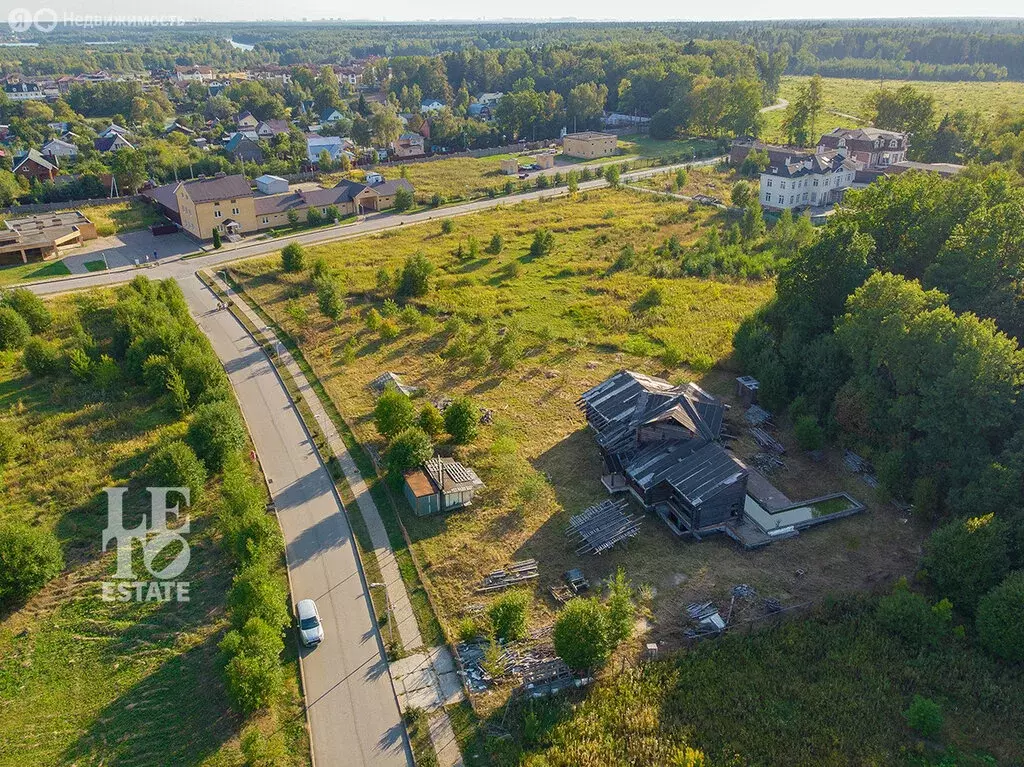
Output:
[626, 441, 746, 504]
[180, 174, 252, 203]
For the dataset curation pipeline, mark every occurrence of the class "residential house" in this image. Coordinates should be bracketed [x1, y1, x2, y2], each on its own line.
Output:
[173, 174, 257, 240]
[99, 123, 130, 139]
[391, 132, 425, 158]
[562, 131, 618, 159]
[334, 64, 364, 86]
[305, 134, 353, 165]
[224, 132, 264, 163]
[578, 370, 748, 538]
[3, 83, 44, 101]
[175, 65, 215, 82]
[256, 119, 290, 139]
[254, 176, 414, 228]
[47, 121, 70, 134]
[94, 134, 135, 153]
[320, 108, 345, 124]
[0, 211, 97, 266]
[164, 121, 196, 137]
[13, 149, 59, 183]
[758, 147, 856, 211]
[419, 99, 445, 113]
[404, 456, 485, 516]
[41, 138, 78, 162]
[236, 111, 259, 131]
[817, 127, 908, 170]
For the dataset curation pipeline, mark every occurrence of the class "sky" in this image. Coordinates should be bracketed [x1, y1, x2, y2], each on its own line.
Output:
[5, 0, 1023, 24]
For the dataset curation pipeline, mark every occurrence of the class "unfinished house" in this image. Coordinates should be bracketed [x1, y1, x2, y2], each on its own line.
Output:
[577, 370, 748, 539]
[404, 456, 485, 516]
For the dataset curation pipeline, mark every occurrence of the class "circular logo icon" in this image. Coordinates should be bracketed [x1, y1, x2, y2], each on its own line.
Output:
[33, 8, 57, 33]
[7, 8, 33, 33]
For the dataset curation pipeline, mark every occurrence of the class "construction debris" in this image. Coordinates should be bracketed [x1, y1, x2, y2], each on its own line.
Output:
[744, 404, 772, 426]
[567, 498, 641, 555]
[751, 427, 785, 454]
[477, 559, 539, 592]
[686, 601, 726, 635]
[844, 450, 880, 488]
[368, 371, 421, 397]
[549, 568, 590, 604]
[732, 583, 757, 599]
[751, 452, 785, 473]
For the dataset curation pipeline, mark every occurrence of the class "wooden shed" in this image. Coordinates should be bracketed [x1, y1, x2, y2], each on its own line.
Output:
[403, 456, 485, 516]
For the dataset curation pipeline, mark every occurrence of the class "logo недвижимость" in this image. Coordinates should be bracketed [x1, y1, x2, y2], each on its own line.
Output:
[101, 487, 191, 603]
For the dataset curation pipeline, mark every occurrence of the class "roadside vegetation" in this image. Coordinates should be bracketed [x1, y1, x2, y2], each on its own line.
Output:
[0, 279, 308, 766]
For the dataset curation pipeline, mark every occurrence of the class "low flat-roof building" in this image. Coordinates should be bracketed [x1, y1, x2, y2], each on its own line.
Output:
[562, 131, 617, 159]
[0, 210, 97, 266]
[404, 456, 485, 516]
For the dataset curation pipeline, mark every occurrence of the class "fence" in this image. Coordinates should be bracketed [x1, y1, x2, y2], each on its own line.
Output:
[0, 194, 142, 217]
[373, 139, 554, 169]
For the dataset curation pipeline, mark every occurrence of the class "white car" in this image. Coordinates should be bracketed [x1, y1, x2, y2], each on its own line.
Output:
[297, 598, 324, 647]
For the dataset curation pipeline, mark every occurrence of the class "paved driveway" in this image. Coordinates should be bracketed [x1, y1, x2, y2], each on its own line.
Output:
[62, 229, 197, 274]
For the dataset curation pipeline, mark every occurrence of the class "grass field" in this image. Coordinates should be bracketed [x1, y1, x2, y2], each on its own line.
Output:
[0, 291, 308, 767]
[229, 184, 923, 715]
[78, 201, 164, 237]
[761, 75, 1024, 143]
[0, 259, 71, 288]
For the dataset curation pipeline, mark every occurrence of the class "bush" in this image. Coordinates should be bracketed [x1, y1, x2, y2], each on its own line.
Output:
[228, 562, 290, 630]
[67, 347, 91, 381]
[281, 242, 306, 273]
[314, 276, 345, 320]
[528, 229, 555, 258]
[211, 228, 222, 249]
[904, 695, 943, 738]
[393, 186, 413, 212]
[440, 218, 455, 234]
[875, 578, 950, 647]
[92, 354, 120, 393]
[147, 440, 207, 500]
[0, 307, 30, 351]
[187, 399, 247, 473]
[418, 403, 445, 438]
[223, 645, 284, 714]
[606, 568, 636, 644]
[387, 426, 433, 474]
[2, 289, 51, 333]
[793, 415, 824, 451]
[553, 597, 610, 671]
[457, 616, 481, 643]
[976, 570, 1024, 661]
[488, 590, 531, 641]
[486, 233, 504, 255]
[731, 180, 753, 208]
[923, 513, 1010, 614]
[219, 457, 282, 565]
[444, 397, 479, 444]
[374, 387, 416, 440]
[22, 337, 62, 377]
[397, 253, 434, 298]
[0, 523, 64, 604]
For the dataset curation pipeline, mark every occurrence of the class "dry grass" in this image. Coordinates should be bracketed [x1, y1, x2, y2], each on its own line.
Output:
[230, 184, 924, 718]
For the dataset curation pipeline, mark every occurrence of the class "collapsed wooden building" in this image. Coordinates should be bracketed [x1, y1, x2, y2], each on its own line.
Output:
[577, 370, 748, 539]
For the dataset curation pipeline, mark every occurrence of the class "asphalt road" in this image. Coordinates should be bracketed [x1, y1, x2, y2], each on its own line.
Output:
[178, 275, 412, 767]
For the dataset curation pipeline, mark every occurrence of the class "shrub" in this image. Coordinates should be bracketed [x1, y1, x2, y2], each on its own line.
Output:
[418, 403, 445, 438]
[212, 228, 222, 249]
[228, 563, 290, 630]
[0, 307, 30, 351]
[240, 725, 289, 766]
[223, 646, 284, 714]
[603, 164, 621, 187]
[387, 426, 433, 474]
[374, 387, 416, 440]
[22, 337, 62, 377]
[220, 616, 284, 662]
[488, 590, 531, 641]
[187, 399, 247, 473]
[440, 218, 455, 234]
[398, 253, 434, 298]
[67, 347, 92, 381]
[606, 568, 636, 645]
[281, 242, 306, 273]
[219, 457, 282, 566]
[924, 513, 1010, 614]
[457, 616, 481, 643]
[875, 578, 950, 647]
[793, 415, 824, 451]
[553, 597, 610, 671]
[528, 229, 555, 258]
[393, 186, 413, 212]
[2, 289, 51, 333]
[731, 180, 753, 208]
[976, 571, 1024, 661]
[0, 523, 64, 604]
[486, 233, 504, 254]
[147, 440, 207, 500]
[444, 397, 479, 444]
[166, 368, 191, 415]
[142, 354, 175, 396]
[92, 354, 120, 393]
[315, 276, 345, 320]
[904, 695, 943, 738]
[305, 207, 324, 227]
